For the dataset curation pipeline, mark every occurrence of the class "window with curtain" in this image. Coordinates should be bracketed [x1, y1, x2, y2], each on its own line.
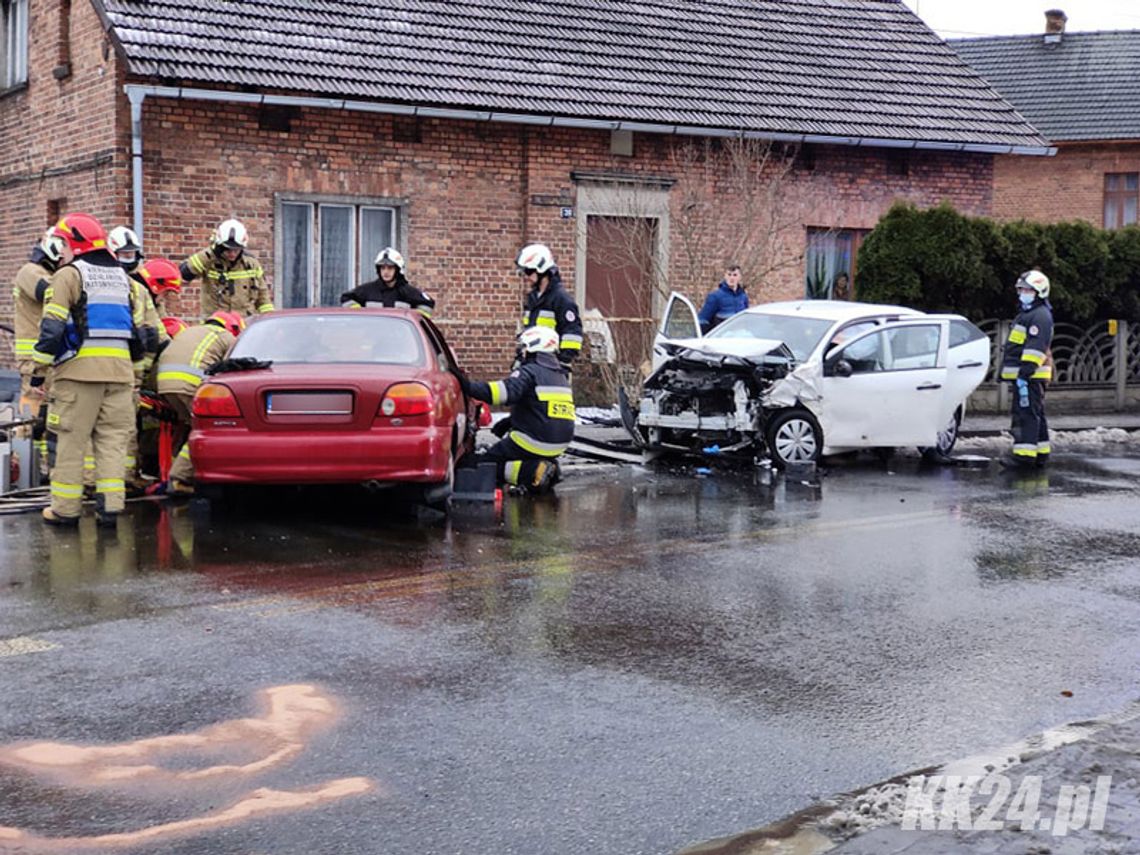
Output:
[278, 201, 399, 307]
[804, 228, 869, 300]
[2, 0, 29, 88]
[1104, 173, 1139, 230]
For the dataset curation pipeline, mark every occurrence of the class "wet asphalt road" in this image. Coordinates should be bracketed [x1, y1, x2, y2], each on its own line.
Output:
[1, 451, 1139, 854]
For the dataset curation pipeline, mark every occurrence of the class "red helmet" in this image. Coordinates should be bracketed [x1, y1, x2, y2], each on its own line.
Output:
[207, 310, 246, 337]
[162, 316, 189, 339]
[139, 258, 183, 296]
[52, 213, 108, 257]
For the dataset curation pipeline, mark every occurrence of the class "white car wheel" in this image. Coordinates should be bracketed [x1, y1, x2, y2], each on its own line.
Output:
[921, 408, 962, 462]
[766, 409, 822, 468]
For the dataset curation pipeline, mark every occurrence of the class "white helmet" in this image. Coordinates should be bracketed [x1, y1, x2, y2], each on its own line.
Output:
[108, 226, 142, 255]
[1016, 269, 1050, 299]
[214, 219, 248, 250]
[518, 325, 560, 354]
[516, 243, 556, 275]
[40, 227, 65, 263]
[374, 247, 405, 271]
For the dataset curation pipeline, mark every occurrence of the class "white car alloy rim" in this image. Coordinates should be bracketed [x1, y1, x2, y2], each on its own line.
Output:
[775, 418, 817, 462]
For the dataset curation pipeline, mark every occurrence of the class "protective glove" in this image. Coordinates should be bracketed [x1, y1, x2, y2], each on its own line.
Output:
[491, 416, 512, 439]
[1016, 378, 1029, 409]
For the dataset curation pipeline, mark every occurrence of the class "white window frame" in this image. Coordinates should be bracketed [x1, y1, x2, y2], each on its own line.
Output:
[274, 195, 408, 308]
[2, 0, 29, 90]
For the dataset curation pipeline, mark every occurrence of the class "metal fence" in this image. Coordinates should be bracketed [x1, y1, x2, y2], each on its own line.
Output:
[975, 318, 1140, 412]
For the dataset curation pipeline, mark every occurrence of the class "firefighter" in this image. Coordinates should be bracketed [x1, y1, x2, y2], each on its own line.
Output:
[999, 269, 1054, 469]
[109, 229, 171, 488]
[339, 247, 435, 316]
[155, 311, 243, 495]
[458, 326, 574, 495]
[33, 213, 152, 528]
[180, 219, 274, 318]
[13, 228, 64, 412]
[11, 228, 65, 476]
[517, 243, 583, 368]
[137, 256, 183, 317]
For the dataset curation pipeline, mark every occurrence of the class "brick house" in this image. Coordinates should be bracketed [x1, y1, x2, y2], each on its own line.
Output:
[1, 0, 1048, 376]
[952, 10, 1140, 228]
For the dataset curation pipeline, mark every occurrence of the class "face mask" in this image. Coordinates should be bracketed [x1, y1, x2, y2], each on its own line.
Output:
[1018, 293, 1035, 309]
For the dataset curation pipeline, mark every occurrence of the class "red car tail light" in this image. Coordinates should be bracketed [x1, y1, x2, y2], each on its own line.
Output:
[379, 382, 433, 417]
[193, 383, 243, 418]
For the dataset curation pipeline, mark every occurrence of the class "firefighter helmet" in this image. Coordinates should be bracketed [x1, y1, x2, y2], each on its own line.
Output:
[206, 310, 246, 337]
[108, 226, 143, 272]
[207, 312, 247, 337]
[214, 219, 248, 251]
[138, 258, 183, 296]
[374, 247, 405, 271]
[1016, 269, 1050, 299]
[162, 316, 189, 339]
[518, 326, 560, 354]
[516, 243, 556, 275]
[52, 213, 108, 257]
[39, 227, 65, 264]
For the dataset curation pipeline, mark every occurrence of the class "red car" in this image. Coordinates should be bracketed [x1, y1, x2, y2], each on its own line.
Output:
[189, 308, 482, 509]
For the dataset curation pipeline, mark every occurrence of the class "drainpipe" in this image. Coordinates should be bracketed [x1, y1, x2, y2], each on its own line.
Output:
[128, 86, 146, 240]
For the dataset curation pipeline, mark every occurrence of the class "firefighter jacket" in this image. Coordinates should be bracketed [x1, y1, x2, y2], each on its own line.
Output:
[12, 250, 56, 378]
[522, 271, 583, 365]
[182, 248, 274, 317]
[156, 323, 236, 397]
[33, 253, 136, 384]
[129, 273, 169, 384]
[465, 352, 575, 457]
[1000, 299, 1054, 382]
[340, 275, 435, 316]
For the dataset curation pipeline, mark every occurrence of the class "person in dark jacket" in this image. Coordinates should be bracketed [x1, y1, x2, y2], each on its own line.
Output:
[458, 326, 574, 495]
[698, 264, 748, 333]
[999, 269, 1054, 469]
[517, 243, 582, 367]
[339, 247, 434, 316]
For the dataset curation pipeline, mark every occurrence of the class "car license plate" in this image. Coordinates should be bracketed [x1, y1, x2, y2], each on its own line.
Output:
[266, 391, 353, 415]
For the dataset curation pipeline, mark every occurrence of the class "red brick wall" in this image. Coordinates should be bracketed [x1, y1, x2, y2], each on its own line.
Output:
[2, 10, 996, 376]
[0, 0, 128, 348]
[992, 143, 1140, 225]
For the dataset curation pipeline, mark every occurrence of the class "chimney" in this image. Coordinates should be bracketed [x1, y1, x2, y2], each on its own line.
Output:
[1044, 9, 1067, 44]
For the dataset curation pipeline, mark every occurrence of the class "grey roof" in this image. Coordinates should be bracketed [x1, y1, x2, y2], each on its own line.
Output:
[97, 0, 1050, 152]
[951, 31, 1140, 142]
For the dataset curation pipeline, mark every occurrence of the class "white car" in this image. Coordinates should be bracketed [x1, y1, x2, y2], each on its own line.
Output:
[625, 294, 990, 467]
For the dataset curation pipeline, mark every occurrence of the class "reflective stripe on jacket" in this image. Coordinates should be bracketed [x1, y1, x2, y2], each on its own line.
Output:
[522, 272, 583, 364]
[467, 352, 575, 457]
[156, 323, 236, 396]
[1000, 301, 1054, 381]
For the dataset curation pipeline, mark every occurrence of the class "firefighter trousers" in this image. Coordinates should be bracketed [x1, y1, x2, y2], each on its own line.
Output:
[1009, 379, 1050, 461]
[480, 437, 562, 493]
[161, 392, 195, 485]
[47, 379, 134, 519]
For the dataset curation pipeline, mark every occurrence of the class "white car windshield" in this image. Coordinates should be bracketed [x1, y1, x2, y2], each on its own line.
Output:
[707, 312, 834, 361]
[231, 315, 426, 365]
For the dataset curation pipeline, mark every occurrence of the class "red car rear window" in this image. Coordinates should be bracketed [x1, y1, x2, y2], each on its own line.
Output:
[231, 314, 425, 365]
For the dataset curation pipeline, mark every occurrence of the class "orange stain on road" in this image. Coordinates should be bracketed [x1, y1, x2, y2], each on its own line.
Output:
[0, 684, 376, 850]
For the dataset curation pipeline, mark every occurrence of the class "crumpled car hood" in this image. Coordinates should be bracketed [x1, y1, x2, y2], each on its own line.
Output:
[661, 336, 789, 361]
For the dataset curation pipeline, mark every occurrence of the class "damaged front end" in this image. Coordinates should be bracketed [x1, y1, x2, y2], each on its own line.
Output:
[628, 341, 795, 454]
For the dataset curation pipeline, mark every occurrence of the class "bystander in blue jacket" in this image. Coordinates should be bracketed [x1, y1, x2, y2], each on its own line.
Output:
[698, 264, 749, 333]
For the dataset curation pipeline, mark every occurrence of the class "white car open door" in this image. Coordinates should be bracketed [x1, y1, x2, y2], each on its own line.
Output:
[818, 319, 951, 449]
[651, 291, 701, 371]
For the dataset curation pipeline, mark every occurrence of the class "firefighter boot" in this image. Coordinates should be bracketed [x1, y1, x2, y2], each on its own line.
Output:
[42, 508, 80, 528]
